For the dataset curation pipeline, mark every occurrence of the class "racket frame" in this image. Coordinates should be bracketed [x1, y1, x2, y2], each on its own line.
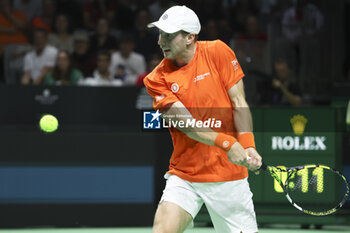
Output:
[259, 163, 350, 216]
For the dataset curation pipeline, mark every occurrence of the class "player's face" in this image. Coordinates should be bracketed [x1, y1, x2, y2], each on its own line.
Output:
[158, 31, 187, 60]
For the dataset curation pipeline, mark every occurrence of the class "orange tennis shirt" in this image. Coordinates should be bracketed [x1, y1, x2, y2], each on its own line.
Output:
[144, 40, 248, 182]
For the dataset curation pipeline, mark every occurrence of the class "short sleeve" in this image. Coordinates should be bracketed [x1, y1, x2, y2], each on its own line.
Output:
[143, 72, 179, 111]
[214, 40, 245, 90]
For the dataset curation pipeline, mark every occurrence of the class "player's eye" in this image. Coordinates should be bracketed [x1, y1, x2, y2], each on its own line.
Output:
[160, 32, 175, 40]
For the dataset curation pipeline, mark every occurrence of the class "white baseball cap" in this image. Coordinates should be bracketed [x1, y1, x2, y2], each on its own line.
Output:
[147, 5, 201, 34]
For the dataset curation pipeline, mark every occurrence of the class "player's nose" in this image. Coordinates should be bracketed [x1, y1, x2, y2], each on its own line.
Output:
[158, 35, 165, 47]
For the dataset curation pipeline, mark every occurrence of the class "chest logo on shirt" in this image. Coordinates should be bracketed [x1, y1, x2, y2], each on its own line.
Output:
[171, 83, 179, 93]
[194, 72, 210, 82]
[232, 59, 239, 71]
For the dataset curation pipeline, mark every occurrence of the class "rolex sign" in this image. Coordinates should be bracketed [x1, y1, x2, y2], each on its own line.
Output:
[271, 114, 327, 151]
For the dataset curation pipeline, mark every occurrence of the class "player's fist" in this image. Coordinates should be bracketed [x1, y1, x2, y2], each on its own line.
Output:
[245, 147, 262, 174]
[226, 142, 248, 166]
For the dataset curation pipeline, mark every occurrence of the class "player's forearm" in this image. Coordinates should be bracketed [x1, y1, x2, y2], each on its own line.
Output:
[232, 96, 253, 134]
[162, 101, 218, 146]
[228, 80, 256, 149]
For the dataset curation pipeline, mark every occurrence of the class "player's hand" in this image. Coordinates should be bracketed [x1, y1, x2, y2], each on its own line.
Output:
[226, 142, 249, 167]
[245, 147, 262, 174]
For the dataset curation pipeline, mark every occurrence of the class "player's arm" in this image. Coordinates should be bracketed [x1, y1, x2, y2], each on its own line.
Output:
[162, 101, 217, 144]
[162, 101, 249, 166]
[227, 79, 262, 169]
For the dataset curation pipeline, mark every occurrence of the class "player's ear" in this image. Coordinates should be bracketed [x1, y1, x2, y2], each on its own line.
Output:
[186, 33, 196, 45]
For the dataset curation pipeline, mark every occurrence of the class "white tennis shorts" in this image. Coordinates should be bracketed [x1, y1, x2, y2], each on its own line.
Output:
[160, 174, 258, 233]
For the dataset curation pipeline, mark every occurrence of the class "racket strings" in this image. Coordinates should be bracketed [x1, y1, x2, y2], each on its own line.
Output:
[294, 175, 303, 191]
[285, 166, 348, 214]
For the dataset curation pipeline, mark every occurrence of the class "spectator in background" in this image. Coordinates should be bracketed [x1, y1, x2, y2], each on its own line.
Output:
[282, 0, 323, 42]
[48, 14, 74, 53]
[55, 0, 83, 29]
[236, 15, 267, 41]
[148, 0, 175, 21]
[216, 19, 234, 44]
[280, 0, 324, 91]
[89, 18, 118, 57]
[200, 19, 219, 41]
[21, 28, 58, 85]
[232, 14, 268, 87]
[110, 34, 146, 86]
[32, 0, 56, 32]
[113, 0, 136, 31]
[260, 59, 302, 106]
[0, 0, 29, 83]
[135, 53, 162, 87]
[200, 19, 232, 44]
[131, 9, 158, 61]
[44, 50, 83, 86]
[229, 0, 259, 35]
[13, 0, 42, 22]
[71, 32, 95, 77]
[80, 50, 122, 86]
[0, 0, 29, 54]
[83, 0, 116, 30]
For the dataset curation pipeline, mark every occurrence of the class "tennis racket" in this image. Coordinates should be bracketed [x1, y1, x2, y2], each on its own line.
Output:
[259, 163, 349, 216]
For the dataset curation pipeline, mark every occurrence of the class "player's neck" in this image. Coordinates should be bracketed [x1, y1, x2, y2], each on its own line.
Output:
[173, 42, 197, 67]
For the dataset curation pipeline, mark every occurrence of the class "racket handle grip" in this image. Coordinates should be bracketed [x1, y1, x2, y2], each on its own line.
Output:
[259, 162, 268, 171]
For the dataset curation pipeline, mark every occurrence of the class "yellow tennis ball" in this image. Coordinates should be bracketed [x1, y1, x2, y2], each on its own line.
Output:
[39, 114, 58, 133]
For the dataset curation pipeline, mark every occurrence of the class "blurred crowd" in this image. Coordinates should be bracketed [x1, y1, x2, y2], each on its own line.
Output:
[1, 0, 347, 106]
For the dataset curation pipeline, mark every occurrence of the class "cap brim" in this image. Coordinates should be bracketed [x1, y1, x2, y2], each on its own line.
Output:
[147, 21, 181, 34]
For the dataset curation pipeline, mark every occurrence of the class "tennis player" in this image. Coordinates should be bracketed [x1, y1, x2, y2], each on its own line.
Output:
[144, 5, 262, 233]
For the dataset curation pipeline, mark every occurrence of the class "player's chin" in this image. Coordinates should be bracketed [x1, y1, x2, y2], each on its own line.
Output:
[163, 54, 172, 59]
[163, 51, 173, 59]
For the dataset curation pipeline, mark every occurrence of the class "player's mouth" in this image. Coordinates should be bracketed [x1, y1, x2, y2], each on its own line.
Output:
[163, 49, 171, 53]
